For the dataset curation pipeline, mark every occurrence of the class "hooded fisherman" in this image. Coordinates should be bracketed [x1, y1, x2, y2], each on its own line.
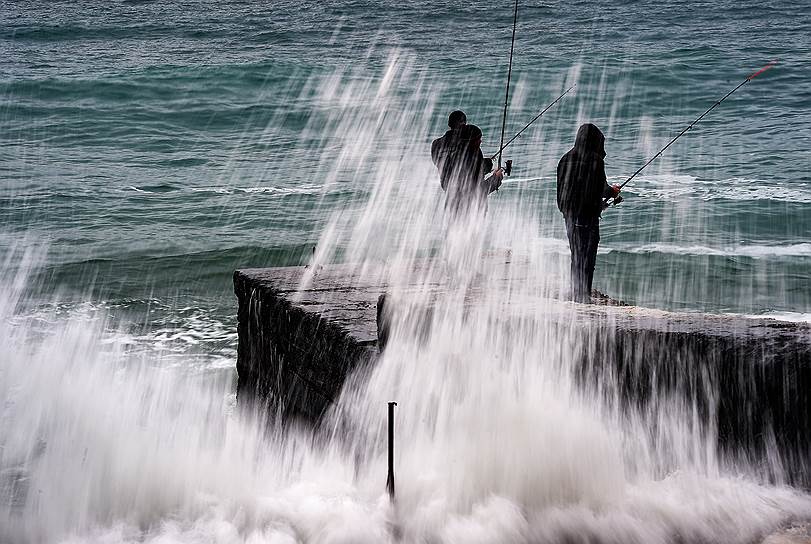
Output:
[431, 110, 467, 189]
[557, 123, 621, 303]
[440, 123, 504, 220]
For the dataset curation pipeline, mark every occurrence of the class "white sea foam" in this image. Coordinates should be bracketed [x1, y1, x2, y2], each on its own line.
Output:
[617, 175, 811, 203]
[127, 184, 329, 196]
[13, 298, 238, 370]
[190, 184, 327, 196]
[611, 242, 811, 258]
[738, 311, 811, 324]
[3, 246, 810, 543]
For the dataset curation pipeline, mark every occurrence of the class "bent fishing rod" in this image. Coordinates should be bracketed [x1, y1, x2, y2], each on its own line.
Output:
[496, 0, 519, 177]
[488, 84, 576, 161]
[605, 61, 777, 208]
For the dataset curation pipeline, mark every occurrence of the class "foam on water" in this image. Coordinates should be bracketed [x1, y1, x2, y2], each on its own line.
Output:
[739, 312, 811, 324]
[611, 242, 811, 258]
[189, 185, 328, 196]
[3, 248, 810, 544]
[619, 175, 811, 203]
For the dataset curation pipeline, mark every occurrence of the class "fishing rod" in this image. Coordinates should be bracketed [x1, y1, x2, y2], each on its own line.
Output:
[497, 0, 519, 177]
[605, 61, 777, 208]
[488, 84, 576, 161]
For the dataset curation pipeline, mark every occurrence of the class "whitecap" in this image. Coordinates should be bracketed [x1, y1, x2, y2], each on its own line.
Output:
[736, 311, 811, 324]
[611, 242, 811, 258]
[190, 184, 325, 196]
[616, 175, 811, 203]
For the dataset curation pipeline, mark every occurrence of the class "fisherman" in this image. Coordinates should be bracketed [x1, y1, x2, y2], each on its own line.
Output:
[557, 123, 621, 303]
[442, 124, 503, 219]
[431, 110, 468, 190]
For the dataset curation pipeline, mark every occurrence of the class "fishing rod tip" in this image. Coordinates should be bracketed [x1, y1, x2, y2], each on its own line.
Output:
[748, 60, 777, 80]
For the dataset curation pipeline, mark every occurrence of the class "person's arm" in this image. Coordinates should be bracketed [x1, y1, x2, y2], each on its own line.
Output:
[599, 161, 620, 198]
[433, 138, 449, 190]
[483, 168, 504, 194]
[556, 158, 567, 214]
[602, 183, 620, 199]
[431, 138, 442, 167]
[596, 161, 622, 211]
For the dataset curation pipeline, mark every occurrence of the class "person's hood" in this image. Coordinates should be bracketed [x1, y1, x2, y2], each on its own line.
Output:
[459, 124, 482, 143]
[573, 123, 606, 158]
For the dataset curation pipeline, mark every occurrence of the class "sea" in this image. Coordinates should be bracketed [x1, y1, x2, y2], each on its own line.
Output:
[1, 1, 810, 542]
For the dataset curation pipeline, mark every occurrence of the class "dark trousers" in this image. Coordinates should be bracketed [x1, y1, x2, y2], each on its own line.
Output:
[565, 217, 600, 303]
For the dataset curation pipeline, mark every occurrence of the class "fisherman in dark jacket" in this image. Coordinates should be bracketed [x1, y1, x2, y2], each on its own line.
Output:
[432, 110, 468, 190]
[557, 123, 620, 303]
[442, 124, 503, 219]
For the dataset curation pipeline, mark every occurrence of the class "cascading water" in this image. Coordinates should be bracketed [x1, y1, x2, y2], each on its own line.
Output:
[2, 48, 809, 544]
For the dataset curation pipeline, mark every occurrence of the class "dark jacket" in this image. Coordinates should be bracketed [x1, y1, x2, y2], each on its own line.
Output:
[432, 129, 461, 190]
[432, 129, 493, 191]
[557, 123, 614, 222]
[444, 142, 499, 215]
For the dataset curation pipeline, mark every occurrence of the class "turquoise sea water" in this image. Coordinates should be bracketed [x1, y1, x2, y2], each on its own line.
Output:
[2, 2, 811, 542]
[3, 2, 810, 346]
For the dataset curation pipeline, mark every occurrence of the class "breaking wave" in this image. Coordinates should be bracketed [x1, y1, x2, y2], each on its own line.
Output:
[611, 242, 811, 258]
[618, 175, 811, 203]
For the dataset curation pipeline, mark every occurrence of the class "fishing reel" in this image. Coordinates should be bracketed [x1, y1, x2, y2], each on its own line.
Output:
[601, 194, 624, 211]
[493, 159, 512, 176]
[494, 160, 511, 193]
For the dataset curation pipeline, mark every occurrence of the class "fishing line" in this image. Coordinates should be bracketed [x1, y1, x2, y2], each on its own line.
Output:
[489, 84, 576, 161]
[497, 0, 519, 172]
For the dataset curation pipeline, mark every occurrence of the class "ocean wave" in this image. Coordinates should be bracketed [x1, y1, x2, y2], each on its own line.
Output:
[712, 182, 811, 203]
[535, 238, 811, 259]
[737, 311, 811, 324]
[125, 184, 327, 196]
[126, 183, 179, 194]
[190, 184, 326, 195]
[609, 242, 811, 258]
[16, 298, 237, 369]
[126, 316, 238, 369]
[615, 175, 811, 203]
[463, 239, 811, 260]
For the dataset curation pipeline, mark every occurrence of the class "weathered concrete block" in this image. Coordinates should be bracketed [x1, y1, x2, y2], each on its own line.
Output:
[575, 316, 811, 485]
[234, 267, 377, 422]
[234, 263, 811, 486]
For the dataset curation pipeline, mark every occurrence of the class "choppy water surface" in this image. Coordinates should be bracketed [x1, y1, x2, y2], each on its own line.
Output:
[1, 1, 810, 542]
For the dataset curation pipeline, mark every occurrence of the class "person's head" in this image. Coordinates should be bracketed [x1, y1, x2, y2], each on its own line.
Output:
[459, 124, 482, 149]
[574, 123, 606, 158]
[448, 110, 467, 130]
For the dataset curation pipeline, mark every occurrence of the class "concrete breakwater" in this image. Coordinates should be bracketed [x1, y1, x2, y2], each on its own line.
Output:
[234, 262, 811, 487]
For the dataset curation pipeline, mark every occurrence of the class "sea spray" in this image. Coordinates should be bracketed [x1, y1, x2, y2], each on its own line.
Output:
[1, 51, 810, 544]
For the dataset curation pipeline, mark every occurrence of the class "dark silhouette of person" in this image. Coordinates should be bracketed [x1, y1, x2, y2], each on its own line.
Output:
[557, 123, 620, 303]
[432, 110, 468, 190]
[442, 124, 503, 219]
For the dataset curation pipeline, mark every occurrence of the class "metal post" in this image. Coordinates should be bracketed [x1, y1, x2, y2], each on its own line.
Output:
[386, 401, 397, 500]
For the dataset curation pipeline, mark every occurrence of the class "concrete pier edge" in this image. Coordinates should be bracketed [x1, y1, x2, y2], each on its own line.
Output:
[234, 263, 811, 487]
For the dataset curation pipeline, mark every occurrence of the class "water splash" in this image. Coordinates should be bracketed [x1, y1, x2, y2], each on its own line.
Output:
[2, 52, 810, 544]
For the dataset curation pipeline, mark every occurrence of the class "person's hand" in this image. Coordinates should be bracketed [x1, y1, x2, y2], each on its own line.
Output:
[611, 184, 621, 197]
[493, 168, 504, 182]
